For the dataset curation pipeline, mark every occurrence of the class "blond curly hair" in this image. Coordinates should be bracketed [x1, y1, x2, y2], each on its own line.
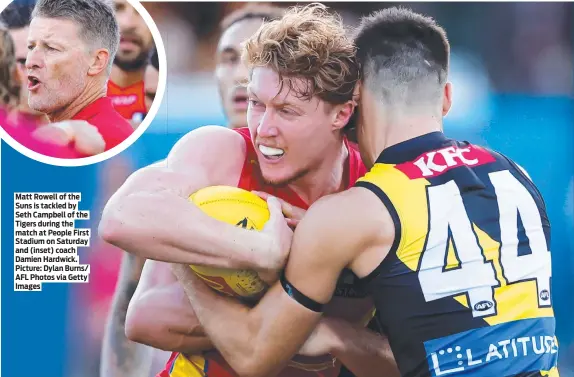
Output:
[243, 3, 359, 105]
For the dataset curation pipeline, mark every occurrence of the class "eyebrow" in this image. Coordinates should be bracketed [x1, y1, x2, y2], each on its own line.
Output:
[246, 87, 258, 98]
[247, 87, 303, 110]
[219, 46, 239, 55]
[28, 35, 64, 47]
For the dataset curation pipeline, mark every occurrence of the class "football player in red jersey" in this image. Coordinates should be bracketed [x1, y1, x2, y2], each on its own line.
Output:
[107, 0, 154, 126]
[99, 5, 284, 377]
[99, 4, 399, 377]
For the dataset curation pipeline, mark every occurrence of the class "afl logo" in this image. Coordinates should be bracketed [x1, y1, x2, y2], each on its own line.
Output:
[474, 300, 494, 311]
[236, 217, 257, 230]
[540, 290, 550, 301]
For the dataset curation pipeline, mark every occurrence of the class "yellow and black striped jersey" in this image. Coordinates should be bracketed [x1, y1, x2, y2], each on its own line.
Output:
[356, 132, 558, 377]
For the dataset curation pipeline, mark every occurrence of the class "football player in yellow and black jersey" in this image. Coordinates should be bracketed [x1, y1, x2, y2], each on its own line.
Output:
[170, 7, 560, 377]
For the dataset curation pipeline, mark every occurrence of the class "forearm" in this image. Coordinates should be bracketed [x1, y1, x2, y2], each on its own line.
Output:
[126, 281, 215, 354]
[172, 265, 256, 364]
[100, 191, 276, 269]
[327, 319, 399, 377]
[100, 255, 152, 377]
[172, 264, 320, 377]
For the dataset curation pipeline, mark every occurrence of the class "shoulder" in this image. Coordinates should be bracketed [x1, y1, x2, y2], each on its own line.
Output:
[476, 144, 534, 182]
[166, 126, 247, 183]
[169, 126, 246, 161]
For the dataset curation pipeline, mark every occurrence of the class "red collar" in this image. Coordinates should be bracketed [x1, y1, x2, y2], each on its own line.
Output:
[108, 79, 144, 91]
[72, 97, 114, 120]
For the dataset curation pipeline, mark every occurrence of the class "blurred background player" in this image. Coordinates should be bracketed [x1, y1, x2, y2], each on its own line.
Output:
[108, 0, 155, 127]
[26, 0, 133, 153]
[99, 6, 287, 377]
[0, 0, 47, 125]
[214, 5, 283, 129]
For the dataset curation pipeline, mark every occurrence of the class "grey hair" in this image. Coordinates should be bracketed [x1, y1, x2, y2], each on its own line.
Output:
[32, 0, 119, 75]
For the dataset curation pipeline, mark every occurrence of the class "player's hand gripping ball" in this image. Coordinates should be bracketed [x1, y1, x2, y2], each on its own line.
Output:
[188, 186, 271, 301]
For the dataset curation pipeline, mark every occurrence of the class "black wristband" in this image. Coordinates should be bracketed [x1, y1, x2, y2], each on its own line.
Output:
[280, 272, 324, 313]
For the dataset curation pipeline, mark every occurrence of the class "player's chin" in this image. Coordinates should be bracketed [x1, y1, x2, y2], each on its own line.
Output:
[260, 167, 298, 188]
[117, 52, 141, 63]
[228, 112, 248, 129]
[28, 97, 51, 114]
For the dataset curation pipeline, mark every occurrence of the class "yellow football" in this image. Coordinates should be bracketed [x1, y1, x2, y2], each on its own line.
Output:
[188, 186, 270, 301]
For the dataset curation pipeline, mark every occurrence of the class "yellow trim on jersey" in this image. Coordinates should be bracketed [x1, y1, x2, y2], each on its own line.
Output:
[357, 163, 430, 272]
[169, 354, 207, 377]
[358, 162, 555, 325]
[169, 350, 340, 374]
[453, 226, 555, 325]
[541, 367, 560, 377]
[359, 307, 377, 327]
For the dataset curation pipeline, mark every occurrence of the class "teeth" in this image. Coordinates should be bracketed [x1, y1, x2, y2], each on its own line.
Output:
[258, 144, 284, 157]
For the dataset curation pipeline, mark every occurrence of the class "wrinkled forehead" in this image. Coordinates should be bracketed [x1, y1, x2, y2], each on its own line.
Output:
[248, 66, 317, 105]
[29, 16, 82, 43]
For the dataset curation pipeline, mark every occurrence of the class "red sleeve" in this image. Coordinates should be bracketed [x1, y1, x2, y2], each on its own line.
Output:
[96, 115, 134, 151]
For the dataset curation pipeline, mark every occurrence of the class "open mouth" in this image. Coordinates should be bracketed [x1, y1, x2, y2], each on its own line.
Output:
[27, 75, 40, 91]
[258, 144, 285, 161]
[119, 36, 141, 49]
[232, 89, 249, 111]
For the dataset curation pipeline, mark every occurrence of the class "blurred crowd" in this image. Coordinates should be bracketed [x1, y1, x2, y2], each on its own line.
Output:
[0, 1, 572, 377]
[146, 2, 572, 92]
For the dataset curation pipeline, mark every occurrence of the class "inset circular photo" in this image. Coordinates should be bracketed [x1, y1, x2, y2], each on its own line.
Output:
[0, 0, 166, 166]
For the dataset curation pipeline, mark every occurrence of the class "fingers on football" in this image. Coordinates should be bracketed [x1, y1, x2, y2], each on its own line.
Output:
[266, 196, 284, 220]
[256, 191, 294, 218]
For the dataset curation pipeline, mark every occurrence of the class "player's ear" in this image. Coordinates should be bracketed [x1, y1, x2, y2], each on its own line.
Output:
[87, 48, 110, 77]
[331, 100, 355, 132]
[442, 82, 452, 116]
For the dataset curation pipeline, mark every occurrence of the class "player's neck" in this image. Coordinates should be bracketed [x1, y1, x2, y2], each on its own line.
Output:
[370, 111, 443, 163]
[110, 65, 145, 87]
[48, 81, 106, 123]
[288, 140, 348, 205]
